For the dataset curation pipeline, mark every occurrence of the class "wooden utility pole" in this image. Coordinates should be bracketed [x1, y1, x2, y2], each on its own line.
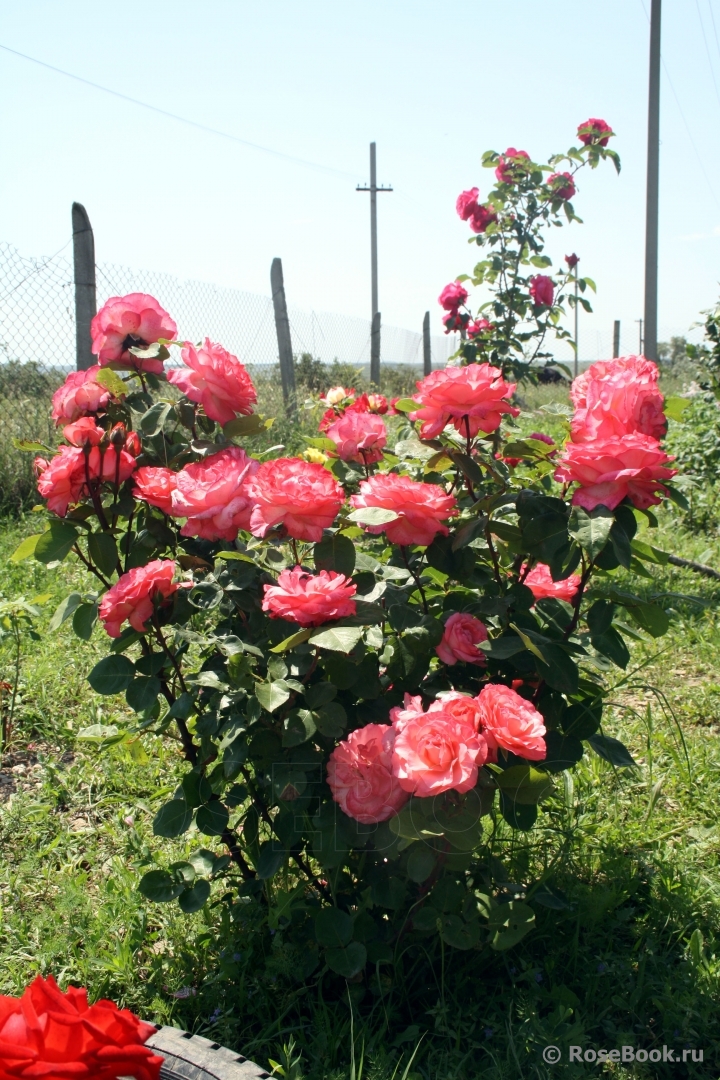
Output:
[357, 142, 392, 385]
[422, 311, 431, 376]
[270, 258, 296, 416]
[613, 320, 621, 358]
[644, 0, 661, 360]
[72, 202, 96, 370]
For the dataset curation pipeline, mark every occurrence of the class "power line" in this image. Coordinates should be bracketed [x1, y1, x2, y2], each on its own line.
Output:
[694, 0, 720, 113]
[706, 0, 720, 66]
[0, 42, 360, 182]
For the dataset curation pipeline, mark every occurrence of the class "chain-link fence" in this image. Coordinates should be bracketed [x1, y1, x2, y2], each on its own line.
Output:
[0, 240, 459, 509]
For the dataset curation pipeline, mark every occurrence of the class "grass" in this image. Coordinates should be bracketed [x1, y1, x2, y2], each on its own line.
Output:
[2, 377, 720, 1078]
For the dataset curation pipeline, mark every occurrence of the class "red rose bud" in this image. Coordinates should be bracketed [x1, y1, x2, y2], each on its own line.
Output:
[577, 118, 613, 147]
[124, 430, 142, 456]
[565, 253, 579, 269]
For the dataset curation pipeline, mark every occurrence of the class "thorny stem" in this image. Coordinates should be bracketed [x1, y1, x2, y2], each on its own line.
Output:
[564, 558, 594, 639]
[72, 544, 112, 589]
[152, 618, 188, 695]
[400, 547, 429, 615]
[221, 827, 257, 880]
[290, 538, 300, 566]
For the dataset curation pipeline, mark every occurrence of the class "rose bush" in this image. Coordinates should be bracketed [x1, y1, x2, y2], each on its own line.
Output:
[17, 121, 685, 981]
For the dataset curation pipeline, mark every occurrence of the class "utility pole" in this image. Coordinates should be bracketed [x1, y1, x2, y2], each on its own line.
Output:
[357, 142, 393, 384]
[644, 0, 661, 361]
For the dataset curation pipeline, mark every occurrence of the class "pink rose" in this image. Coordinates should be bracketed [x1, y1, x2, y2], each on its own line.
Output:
[350, 473, 457, 547]
[409, 363, 519, 440]
[442, 311, 464, 334]
[466, 318, 493, 339]
[546, 172, 576, 200]
[570, 356, 666, 443]
[577, 118, 613, 147]
[36, 442, 136, 517]
[554, 432, 677, 512]
[438, 281, 469, 312]
[522, 563, 581, 603]
[245, 458, 345, 542]
[366, 393, 388, 414]
[262, 566, 357, 627]
[456, 187, 480, 220]
[495, 147, 530, 183]
[389, 693, 425, 733]
[98, 559, 181, 638]
[166, 338, 257, 426]
[469, 204, 497, 234]
[91, 293, 177, 373]
[326, 410, 387, 465]
[134, 466, 177, 515]
[327, 724, 409, 824]
[171, 446, 259, 541]
[51, 366, 112, 425]
[430, 690, 483, 731]
[477, 683, 546, 761]
[392, 711, 487, 797]
[63, 418, 104, 446]
[435, 612, 488, 666]
[529, 275, 554, 307]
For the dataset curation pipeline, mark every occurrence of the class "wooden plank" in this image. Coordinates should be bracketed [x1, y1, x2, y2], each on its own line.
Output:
[145, 1025, 271, 1080]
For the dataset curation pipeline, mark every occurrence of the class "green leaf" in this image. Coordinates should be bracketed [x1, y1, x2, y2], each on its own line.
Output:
[588, 734, 638, 767]
[270, 628, 313, 653]
[188, 581, 224, 610]
[664, 395, 690, 422]
[496, 765, 554, 805]
[283, 708, 316, 747]
[314, 700, 347, 738]
[347, 506, 399, 526]
[406, 845, 436, 883]
[178, 879, 211, 913]
[325, 942, 367, 977]
[630, 539, 669, 565]
[256, 840, 287, 879]
[488, 901, 535, 950]
[592, 626, 630, 668]
[314, 534, 356, 577]
[88, 532, 119, 576]
[440, 914, 482, 951]
[34, 522, 79, 565]
[568, 505, 613, 559]
[153, 799, 193, 838]
[304, 682, 337, 709]
[140, 402, 172, 436]
[391, 397, 418, 413]
[499, 795, 537, 831]
[72, 602, 98, 640]
[534, 643, 579, 695]
[256, 680, 292, 713]
[10, 534, 42, 562]
[88, 655, 135, 695]
[223, 413, 270, 438]
[315, 907, 353, 947]
[48, 592, 83, 632]
[196, 802, 230, 836]
[95, 367, 127, 397]
[126, 676, 161, 713]
[310, 626, 364, 653]
[188, 848, 217, 876]
[139, 869, 185, 903]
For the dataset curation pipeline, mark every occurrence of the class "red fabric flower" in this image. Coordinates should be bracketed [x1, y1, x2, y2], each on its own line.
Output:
[529, 275, 554, 307]
[350, 472, 457, 547]
[51, 366, 113, 425]
[262, 565, 357, 626]
[245, 458, 345, 542]
[495, 147, 530, 183]
[166, 338, 257, 426]
[98, 559, 181, 638]
[409, 363, 519, 439]
[577, 118, 613, 147]
[554, 432, 677, 511]
[0, 974, 162, 1080]
[91, 293, 177, 373]
[171, 446, 259, 541]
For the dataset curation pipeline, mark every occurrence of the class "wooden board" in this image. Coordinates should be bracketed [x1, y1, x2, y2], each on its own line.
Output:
[144, 1025, 271, 1080]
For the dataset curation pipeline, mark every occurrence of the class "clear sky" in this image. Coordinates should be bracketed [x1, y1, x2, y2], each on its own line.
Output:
[1, 0, 719, 363]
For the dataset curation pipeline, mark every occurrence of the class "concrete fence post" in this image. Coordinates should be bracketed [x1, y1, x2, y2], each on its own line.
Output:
[270, 257, 296, 417]
[422, 311, 431, 376]
[370, 311, 381, 386]
[72, 202, 96, 370]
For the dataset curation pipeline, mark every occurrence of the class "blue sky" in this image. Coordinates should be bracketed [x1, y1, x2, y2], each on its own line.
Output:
[1, 0, 719, 362]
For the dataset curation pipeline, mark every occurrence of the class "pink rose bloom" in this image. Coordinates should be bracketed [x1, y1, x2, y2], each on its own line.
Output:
[570, 356, 666, 443]
[262, 565, 357, 627]
[327, 724, 409, 824]
[430, 690, 483, 731]
[442, 311, 464, 334]
[35, 446, 86, 516]
[410, 363, 519, 440]
[436, 612, 488, 666]
[477, 683, 546, 761]
[389, 693, 425, 733]
[98, 559, 181, 638]
[245, 458, 345, 542]
[166, 338, 257, 426]
[326, 410, 387, 465]
[438, 281, 469, 311]
[51, 365, 112, 425]
[170, 446, 259, 541]
[392, 711, 488, 797]
[467, 318, 493, 339]
[366, 393, 388, 414]
[469, 204, 497, 234]
[555, 432, 677, 512]
[495, 147, 530, 183]
[351, 473, 457, 547]
[577, 118, 613, 147]
[456, 187, 480, 220]
[529, 275, 554, 307]
[134, 466, 177, 514]
[523, 563, 581, 603]
[63, 418, 104, 446]
[91, 293, 177, 373]
[547, 172, 576, 200]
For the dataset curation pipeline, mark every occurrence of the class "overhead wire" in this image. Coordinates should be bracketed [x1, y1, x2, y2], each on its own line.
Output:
[694, 0, 720, 113]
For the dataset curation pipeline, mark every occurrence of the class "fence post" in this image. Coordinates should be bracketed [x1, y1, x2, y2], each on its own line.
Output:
[72, 203, 97, 371]
[612, 320, 621, 358]
[270, 258, 296, 417]
[370, 311, 381, 386]
[422, 311, 431, 376]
